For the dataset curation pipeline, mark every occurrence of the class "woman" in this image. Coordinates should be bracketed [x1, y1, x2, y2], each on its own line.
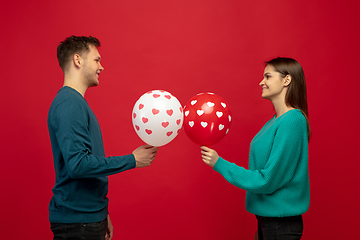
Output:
[201, 57, 310, 240]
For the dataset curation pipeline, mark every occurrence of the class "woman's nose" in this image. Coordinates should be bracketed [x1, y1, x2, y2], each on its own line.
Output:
[259, 79, 265, 86]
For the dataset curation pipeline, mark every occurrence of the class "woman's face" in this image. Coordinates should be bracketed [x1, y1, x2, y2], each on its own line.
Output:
[259, 65, 288, 101]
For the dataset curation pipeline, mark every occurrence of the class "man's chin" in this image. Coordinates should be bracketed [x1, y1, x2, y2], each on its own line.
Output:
[90, 80, 100, 87]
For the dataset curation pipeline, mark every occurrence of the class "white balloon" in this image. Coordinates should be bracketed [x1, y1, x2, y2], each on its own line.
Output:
[132, 90, 183, 147]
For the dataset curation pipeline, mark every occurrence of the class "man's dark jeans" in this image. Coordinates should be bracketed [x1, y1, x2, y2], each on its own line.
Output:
[50, 218, 108, 240]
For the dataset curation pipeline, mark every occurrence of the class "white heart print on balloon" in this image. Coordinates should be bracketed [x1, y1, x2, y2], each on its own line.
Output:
[132, 90, 183, 147]
[183, 92, 232, 146]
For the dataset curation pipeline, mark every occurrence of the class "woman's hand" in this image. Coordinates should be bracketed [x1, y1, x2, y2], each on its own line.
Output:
[201, 146, 219, 167]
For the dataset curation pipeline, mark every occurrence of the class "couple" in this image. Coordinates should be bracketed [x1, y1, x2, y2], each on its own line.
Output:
[48, 35, 310, 240]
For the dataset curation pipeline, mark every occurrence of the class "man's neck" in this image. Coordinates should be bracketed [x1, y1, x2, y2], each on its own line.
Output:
[63, 76, 87, 97]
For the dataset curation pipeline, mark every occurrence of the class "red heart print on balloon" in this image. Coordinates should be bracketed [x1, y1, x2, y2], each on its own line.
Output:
[166, 109, 173, 116]
[142, 117, 148, 123]
[132, 90, 184, 147]
[152, 108, 160, 115]
[162, 121, 169, 128]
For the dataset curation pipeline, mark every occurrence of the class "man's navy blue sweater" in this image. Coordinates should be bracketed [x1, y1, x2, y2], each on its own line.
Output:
[48, 86, 135, 223]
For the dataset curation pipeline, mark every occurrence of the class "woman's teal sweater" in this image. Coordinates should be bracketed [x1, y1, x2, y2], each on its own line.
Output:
[213, 109, 310, 217]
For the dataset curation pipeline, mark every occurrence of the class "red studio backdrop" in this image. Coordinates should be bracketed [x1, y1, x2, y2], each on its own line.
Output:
[1, 0, 359, 239]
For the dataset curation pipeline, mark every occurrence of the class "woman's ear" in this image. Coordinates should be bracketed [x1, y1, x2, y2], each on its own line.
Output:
[284, 75, 292, 86]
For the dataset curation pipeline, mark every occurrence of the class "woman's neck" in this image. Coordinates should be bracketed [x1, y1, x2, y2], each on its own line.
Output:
[273, 103, 295, 118]
[271, 96, 295, 118]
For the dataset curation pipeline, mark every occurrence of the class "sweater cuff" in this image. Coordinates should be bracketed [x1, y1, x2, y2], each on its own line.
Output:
[213, 156, 228, 172]
[129, 153, 137, 169]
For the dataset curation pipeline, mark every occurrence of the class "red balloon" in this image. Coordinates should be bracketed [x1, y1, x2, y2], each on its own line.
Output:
[183, 92, 232, 146]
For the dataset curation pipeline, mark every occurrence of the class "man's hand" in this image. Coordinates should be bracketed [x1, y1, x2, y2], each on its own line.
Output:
[201, 146, 219, 167]
[132, 145, 159, 168]
[105, 215, 113, 240]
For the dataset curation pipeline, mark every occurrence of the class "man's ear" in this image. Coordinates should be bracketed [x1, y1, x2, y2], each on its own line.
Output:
[284, 75, 292, 87]
[73, 54, 82, 68]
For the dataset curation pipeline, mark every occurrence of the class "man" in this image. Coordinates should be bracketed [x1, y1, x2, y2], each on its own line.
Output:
[48, 36, 158, 240]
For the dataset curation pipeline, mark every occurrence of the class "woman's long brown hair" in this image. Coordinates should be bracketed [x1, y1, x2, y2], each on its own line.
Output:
[266, 57, 311, 141]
